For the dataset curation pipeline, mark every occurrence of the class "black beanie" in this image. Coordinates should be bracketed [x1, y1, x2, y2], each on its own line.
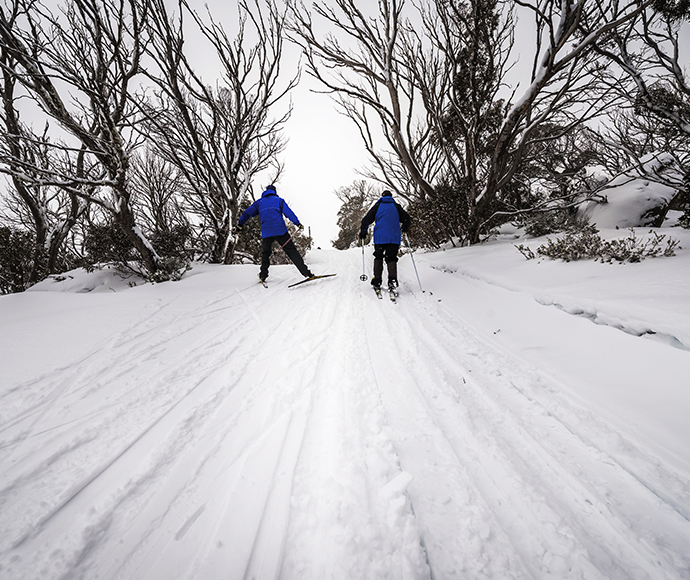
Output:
[382, 190, 393, 197]
[266, 184, 276, 191]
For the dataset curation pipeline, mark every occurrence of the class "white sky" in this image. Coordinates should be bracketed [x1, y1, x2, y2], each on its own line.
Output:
[277, 78, 369, 248]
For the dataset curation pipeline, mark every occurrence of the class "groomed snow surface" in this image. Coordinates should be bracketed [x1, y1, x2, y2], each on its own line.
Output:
[1, 225, 690, 580]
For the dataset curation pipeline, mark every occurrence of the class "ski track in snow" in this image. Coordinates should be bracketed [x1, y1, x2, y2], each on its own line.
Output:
[1, 250, 689, 580]
[429, 263, 690, 352]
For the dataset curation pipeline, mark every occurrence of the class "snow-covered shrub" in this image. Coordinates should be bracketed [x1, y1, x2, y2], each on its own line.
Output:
[82, 222, 190, 282]
[599, 230, 680, 262]
[151, 225, 192, 258]
[0, 227, 35, 294]
[147, 256, 190, 283]
[406, 183, 469, 248]
[532, 225, 604, 261]
[523, 209, 589, 237]
[517, 225, 680, 263]
[82, 223, 136, 270]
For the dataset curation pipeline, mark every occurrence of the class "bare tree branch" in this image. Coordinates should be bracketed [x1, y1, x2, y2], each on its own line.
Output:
[288, 0, 436, 199]
[141, 0, 297, 264]
[0, 0, 161, 274]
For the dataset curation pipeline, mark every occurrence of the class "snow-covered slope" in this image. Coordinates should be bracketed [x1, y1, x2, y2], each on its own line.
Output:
[1, 226, 690, 580]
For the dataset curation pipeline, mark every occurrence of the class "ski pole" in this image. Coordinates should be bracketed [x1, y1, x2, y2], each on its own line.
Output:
[360, 238, 368, 281]
[280, 231, 295, 249]
[280, 224, 306, 250]
[404, 233, 423, 292]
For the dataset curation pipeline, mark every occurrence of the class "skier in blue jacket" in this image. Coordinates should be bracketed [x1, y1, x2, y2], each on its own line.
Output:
[237, 185, 314, 282]
[359, 190, 411, 291]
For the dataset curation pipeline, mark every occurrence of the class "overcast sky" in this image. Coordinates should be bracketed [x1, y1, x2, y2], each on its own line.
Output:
[276, 76, 368, 249]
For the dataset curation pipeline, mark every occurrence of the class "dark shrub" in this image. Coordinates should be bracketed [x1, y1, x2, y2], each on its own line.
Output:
[0, 227, 36, 294]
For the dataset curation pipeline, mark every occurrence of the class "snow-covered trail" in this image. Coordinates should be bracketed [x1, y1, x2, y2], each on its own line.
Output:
[1, 249, 689, 580]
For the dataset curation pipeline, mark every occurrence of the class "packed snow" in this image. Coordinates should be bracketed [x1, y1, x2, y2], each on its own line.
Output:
[1, 222, 690, 579]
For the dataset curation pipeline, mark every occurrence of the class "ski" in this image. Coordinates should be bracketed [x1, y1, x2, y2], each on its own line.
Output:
[259, 279, 268, 288]
[288, 273, 337, 288]
[374, 287, 383, 299]
[389, 288, 399, 303]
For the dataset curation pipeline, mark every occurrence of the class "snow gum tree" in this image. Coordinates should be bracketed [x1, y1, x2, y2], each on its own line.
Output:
[289, 0, 648, 244]
[129, 151, 192, 260]
[446, 0, 646, 242]
[407, 0, 515, 242]
[287, 0, 437, 202]
[591, 0, 690, 209]
[141, 0, 297, 265]
[611, 0, 690, 138]
[0, 0, 164, 276]
[0, 25, 87, 286]
[331, 180, 380, 249]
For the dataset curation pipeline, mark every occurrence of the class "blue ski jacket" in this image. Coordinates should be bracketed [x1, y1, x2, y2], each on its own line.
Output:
[238, 187, 301, 238]
[360, 194, 411, 245]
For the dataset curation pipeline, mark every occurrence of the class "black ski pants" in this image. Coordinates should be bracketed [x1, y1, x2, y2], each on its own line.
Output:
[373, 243, 400, 263]
[372, 243, 400, 285]
[260, 232, 311, 279]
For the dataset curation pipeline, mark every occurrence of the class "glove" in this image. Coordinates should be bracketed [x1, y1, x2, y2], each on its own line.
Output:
[235, 224, 243, 231]
[297, 223, 304, 231]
